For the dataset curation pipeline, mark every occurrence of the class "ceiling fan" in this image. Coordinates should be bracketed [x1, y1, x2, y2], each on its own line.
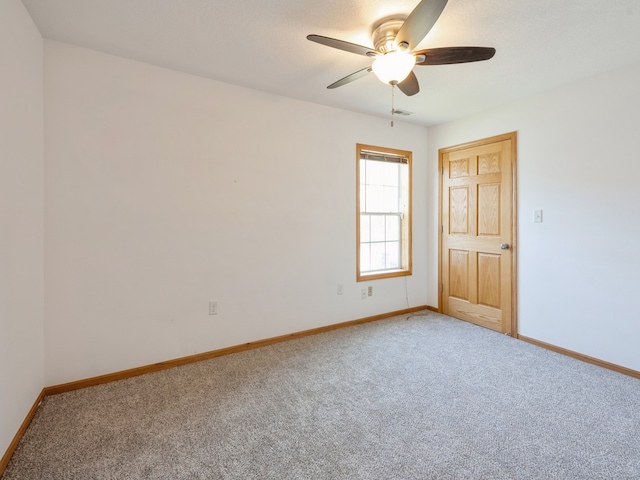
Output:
[307, 0, 495, 97]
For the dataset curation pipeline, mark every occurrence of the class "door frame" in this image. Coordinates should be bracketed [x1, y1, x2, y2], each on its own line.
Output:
[437, 131, 519, 336]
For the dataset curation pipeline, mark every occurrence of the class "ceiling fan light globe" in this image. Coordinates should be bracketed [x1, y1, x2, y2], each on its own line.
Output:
[372, 50, 416, 85]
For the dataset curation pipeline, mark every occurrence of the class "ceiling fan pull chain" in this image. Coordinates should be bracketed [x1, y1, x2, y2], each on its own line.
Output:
[391, 84, 395, 127]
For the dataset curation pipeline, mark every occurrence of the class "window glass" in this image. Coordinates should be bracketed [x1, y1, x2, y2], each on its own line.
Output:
[386, 215, 400, 241]
[370, 215, 386, 242]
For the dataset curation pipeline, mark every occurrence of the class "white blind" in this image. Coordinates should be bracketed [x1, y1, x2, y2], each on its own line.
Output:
[360, 151, 408, 164]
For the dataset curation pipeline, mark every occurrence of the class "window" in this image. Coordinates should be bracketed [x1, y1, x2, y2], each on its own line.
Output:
[357, 144, 411, 281]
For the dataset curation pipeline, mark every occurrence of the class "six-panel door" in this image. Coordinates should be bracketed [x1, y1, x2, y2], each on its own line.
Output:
[441, 137, 514, 334]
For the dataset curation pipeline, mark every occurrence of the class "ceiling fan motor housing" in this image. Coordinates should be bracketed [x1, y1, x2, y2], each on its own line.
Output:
[372, 18, 408, 53]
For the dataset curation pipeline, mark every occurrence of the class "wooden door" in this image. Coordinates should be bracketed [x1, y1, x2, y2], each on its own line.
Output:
[439, 133, 517, 334]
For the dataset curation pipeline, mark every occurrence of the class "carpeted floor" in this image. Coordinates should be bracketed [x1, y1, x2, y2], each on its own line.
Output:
[3, 311, 640, 479]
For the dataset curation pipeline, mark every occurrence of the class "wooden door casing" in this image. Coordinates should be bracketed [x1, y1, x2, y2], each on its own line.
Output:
[438, 133, 517, 335]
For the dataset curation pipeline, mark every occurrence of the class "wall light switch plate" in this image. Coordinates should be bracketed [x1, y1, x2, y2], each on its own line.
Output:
[337, 283, 344, 295]
[361, 289, 367, 300]
[534, 210, 543, 223]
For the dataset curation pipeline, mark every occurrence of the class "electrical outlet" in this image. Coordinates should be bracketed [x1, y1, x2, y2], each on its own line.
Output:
[361, 288, 367, 300]
[368, 286, 373, 297]
[337, 283, 344, 295]
[209, 301, 218, 315]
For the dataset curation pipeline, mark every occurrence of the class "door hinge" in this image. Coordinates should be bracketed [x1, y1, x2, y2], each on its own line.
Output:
[441, 225, 444, 233]
[440, 283, 444, 292]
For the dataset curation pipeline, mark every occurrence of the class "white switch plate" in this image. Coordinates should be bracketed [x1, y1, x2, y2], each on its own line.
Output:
[534, 210, 543, 223]
[361, 288, 367, 299]
[337, 283, 343, 295]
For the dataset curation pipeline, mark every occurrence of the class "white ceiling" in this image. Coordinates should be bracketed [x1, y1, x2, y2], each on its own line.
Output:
[21, 0, 640, 126]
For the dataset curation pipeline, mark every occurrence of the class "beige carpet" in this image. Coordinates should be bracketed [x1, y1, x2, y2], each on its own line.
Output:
[3, 311, 639, 479]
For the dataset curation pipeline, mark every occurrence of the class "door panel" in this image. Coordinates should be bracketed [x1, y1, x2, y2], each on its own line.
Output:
[449, 250, 469, 300]
[449, 187, 469, 234]
[478, 253, 500, 308]
[439, 133, 516, 334]
[477, 184, 500, 236]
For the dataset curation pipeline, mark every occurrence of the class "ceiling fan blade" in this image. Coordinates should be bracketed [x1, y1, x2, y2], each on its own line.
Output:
[327, 66, 373, 89]
[414, 46, 496, 65]
[397, 71, 420, 96]
[307, 35, 377, 57]
[395, 0, 448, 51]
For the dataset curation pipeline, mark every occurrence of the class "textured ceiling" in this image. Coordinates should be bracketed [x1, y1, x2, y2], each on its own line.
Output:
[21, 0, 640, 126]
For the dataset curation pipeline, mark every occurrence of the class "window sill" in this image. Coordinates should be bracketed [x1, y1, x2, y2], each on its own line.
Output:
[357, 269, 411, 282]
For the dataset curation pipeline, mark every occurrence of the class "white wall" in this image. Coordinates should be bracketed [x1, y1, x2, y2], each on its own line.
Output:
[43, 41, 429, 386]
[427, 62, 640, 371]
[0, 0, 44, 458]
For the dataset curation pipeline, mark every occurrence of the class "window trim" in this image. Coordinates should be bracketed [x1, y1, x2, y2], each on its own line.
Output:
[356, 143, 412, 282]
